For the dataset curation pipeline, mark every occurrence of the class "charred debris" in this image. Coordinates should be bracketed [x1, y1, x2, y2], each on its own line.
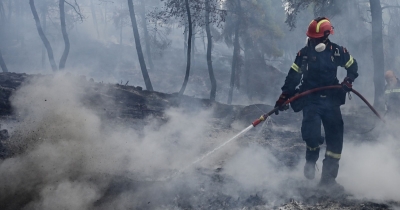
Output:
[0, 72, 396, 210]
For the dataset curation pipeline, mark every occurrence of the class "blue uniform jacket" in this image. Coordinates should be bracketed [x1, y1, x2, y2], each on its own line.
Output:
[281, 39, 358, 97]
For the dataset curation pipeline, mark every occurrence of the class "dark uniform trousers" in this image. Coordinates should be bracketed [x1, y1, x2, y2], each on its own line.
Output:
[302, 95, 343, 183]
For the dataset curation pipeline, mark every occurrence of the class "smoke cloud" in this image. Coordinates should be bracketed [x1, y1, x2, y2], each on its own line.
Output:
[0, 73, 399, 208]
[340, 131, 400, 201]
[0, 74, 276, 208]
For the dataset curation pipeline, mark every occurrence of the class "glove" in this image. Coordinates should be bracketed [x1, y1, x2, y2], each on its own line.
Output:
[274, 93, 290, 115]
[341, 77, 353, 92]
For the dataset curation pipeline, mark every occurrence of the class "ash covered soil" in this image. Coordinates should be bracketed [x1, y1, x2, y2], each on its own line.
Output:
[0, 72, 397, 210]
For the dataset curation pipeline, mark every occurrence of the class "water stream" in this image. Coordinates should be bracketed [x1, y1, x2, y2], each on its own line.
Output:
[160, 124, 257, 181]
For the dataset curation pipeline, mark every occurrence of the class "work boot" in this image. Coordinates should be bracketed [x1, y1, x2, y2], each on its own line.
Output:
[304, 161, 316, 180]
[318, 179, 345, 196]
[318, 156, 345, 195]
[320, 156, 339, 181]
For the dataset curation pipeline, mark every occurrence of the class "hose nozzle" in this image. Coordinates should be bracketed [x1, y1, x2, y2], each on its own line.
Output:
[252, 115, 266, 127]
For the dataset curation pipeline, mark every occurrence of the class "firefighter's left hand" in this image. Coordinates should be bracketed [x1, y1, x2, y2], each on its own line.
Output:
[341, 77, 353, 92]
[274, 93, 290, 115]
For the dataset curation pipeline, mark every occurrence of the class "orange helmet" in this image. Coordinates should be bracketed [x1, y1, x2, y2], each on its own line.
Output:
[306, 17, 334, 38]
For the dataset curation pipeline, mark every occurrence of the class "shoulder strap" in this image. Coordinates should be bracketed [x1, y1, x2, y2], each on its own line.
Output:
[329, 43, 342, 66]
[300, 46, 309, 74]
[330, 43, 340, 56]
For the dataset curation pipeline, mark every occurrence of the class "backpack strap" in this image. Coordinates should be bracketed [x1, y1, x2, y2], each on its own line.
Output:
[330, 42, 341, 66]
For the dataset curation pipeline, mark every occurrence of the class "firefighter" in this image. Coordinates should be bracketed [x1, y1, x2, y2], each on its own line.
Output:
[384, 70, 400, 118]
[274, 17, 358, 192]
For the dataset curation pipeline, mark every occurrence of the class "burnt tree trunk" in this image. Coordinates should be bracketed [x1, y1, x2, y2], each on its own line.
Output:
[127, 0, 153, 91]
[59, 0, 70, 70]
[205, 0, 216, 101]
[0, 2, 7, 73]
[40, 3, 47, 68]
[369, 0, 385, 107]
[191, 30, 195, 67]
[386, 6, 400, 70]
[228, 0, 241, 105]
[184, 24, 188, 57]
[243, 34, 255, 101]
[179, 0, 192, 95]
[0, 48, 8, 72]
[29, 0, 58, 71]
[0, 1, 5, 23]
[202, 29, 206, 51]
[139, 0, 154, 70]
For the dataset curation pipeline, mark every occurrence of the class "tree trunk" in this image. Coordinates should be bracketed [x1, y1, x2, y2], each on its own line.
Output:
[179, 0, 192, 95]
[205, 0, 216, 101]
[184, 24, 188, 57]
[386, 6, 400, 70]
[243, 34, 254, 101]
[369, 0, 385, 108]
[59, 0, 70, 70]
[202, 29, 206, 51]
[40, 3, 47, 68]
[127, 0, 153, 91]
[0, 2, 5, 23]
[191, 30, 195, 67]
[228, 0, 241, 105]
[0, 48, 9, 72]
[139, 0, 154, 70]
[29, 0, 58, 71]
[0, 2, 5, 46]
[90, 0, 99, 38]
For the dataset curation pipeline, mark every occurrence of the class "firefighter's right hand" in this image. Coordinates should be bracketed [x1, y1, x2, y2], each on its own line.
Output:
[274, 93, 290, 115]
[341, 77, 353, 92]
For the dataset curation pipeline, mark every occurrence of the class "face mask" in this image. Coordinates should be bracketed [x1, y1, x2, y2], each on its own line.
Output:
[308, 36, 328, 52]
[315, 43, 326, 52]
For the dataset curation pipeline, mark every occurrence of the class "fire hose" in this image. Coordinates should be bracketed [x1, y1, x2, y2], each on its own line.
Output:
[161, 86, 384, 180]
[252, 85, 385, 127]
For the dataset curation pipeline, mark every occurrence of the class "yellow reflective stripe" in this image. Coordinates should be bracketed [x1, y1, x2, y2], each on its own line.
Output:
[307, 146, 320, 151]
[316, 20, 330, 33]
[326, 151, 341, 159]
[345, 55, 354, 68]
[291, 63, 300, 73]
[385, 89, 400, 94]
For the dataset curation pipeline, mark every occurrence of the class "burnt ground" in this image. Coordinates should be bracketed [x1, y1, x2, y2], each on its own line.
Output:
[0, 72, 397, 209]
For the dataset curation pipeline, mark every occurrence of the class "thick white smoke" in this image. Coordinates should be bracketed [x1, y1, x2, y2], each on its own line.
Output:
[340, 131, 400, 201]
[1, 73, 399, 209]
[0, 74, 222, 208]
[0, 74, 262, 209]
